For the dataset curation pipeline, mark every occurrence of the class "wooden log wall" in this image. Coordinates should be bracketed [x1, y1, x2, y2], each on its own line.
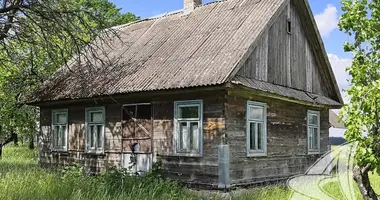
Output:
[226, 91, 329, 185]
[152, 91, 225, 185]
[39, 103, 123, 173]
[236, 2, 330, 98]
[38, 90, 226, 186]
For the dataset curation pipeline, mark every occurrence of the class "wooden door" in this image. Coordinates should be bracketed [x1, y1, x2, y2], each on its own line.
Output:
[122, 104, 153, 173]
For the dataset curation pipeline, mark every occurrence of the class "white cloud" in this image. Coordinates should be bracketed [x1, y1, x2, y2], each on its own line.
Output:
[315, 4, 339, 38]
[328, 54, 352, 103]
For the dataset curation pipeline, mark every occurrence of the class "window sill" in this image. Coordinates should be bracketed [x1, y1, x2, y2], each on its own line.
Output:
[307, 151, 321, 155]
[247, 152, 267, 157]
[173, 153, 202, 158]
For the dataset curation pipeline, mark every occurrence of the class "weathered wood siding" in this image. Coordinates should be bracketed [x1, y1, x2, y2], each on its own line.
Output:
[38, 88, 329, 187]
[38, 90, 226, 186]
[152, 92, 225, 185]
[39, 104, 123, 173]
[226, 91, 329, 185]
[236, 2, 329, 97]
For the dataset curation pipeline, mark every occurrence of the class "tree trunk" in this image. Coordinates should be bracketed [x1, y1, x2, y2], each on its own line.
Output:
[12, 132, 18, 146]
[29, 137, 34, 150]
[353, 164, 378, 200]
[0, 144, 2, 159]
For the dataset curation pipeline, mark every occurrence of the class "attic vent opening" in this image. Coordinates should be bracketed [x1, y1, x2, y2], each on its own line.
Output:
[287, 19, 292, 34]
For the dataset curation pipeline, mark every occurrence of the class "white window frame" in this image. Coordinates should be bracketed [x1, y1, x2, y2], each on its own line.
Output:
[246, 101, 267, 157]
[173, 100, 203, 157]
[85, 107, 105, 154]
[51, 109, 68, 151]
[307, 110, 320, 154]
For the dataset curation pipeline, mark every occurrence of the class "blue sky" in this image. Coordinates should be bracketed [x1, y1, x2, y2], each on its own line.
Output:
[110, 0, 351, 136]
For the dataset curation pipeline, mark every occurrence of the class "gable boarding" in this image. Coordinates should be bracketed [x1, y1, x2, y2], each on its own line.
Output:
[237, 2, 330, 97]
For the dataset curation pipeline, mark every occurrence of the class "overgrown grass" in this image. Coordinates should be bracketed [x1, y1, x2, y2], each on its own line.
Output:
[1, 146, 380, 199]
[0, 146, 198, 200]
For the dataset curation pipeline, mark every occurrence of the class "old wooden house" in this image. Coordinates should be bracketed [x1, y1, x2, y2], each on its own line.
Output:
[26, 0, 343, 189]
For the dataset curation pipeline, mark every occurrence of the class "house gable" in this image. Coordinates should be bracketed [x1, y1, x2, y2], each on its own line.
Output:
[234, 0, 342, 104]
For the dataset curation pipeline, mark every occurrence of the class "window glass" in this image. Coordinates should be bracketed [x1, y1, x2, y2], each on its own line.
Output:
[86, 108, 105, 153]
[190, 122, 199, 151]
[179, 122, 188, 151]
[123, 106, 136, 120]
[90, 112, 103, 123]
[60, 126, 66, 147]
[179, 106, 198, 119]
[249, 122, 256, 150]
[136, 105, 152, 119]
[247, 102, 267, 156]
[175, 100, 202, 155]
[97, 125, 103, 149]
[308, 114, 318, 125]
[257, 123, 263, 150]
[54, 113, 67, 124]
[248, 106, 263, 120]
[307, 111, 320, 152]
[52, 110, 68, 151]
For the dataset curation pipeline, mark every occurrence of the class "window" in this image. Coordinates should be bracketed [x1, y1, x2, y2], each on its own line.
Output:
[307, 110, 320, 153]
[174, 100, 203, 156]
[287, 18, 292, 34]
[52, 109, 68, 151]
[246, 101, 267, 157]
[85, 107, 105, 153]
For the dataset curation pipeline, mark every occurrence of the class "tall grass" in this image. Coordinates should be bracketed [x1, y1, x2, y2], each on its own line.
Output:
[0, 146, 198, 200]
[1, 146, 380, 199]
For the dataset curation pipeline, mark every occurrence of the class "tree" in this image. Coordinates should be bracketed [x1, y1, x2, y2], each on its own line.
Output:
[0, 0, 139, 148]
[339, 1, 380, 199]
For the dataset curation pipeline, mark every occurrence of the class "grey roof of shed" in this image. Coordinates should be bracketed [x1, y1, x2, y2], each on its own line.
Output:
[232, 76, 342, 107]
[27, 0, 288, 103]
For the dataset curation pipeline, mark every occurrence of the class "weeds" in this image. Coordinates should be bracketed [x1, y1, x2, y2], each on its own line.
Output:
[2, 146, 380, 199]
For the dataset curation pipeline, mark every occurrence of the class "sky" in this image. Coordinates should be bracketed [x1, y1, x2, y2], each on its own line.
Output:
[110, 0, 352, 137]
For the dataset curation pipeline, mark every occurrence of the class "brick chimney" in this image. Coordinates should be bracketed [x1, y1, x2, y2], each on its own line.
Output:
[184, 0, 202, 10]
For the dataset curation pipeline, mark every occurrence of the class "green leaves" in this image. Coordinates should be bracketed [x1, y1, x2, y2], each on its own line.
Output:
[0, 0, 138, 140]
[339, 0, 380, 170]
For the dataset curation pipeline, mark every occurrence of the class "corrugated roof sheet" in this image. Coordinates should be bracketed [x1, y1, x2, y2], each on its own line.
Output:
[329, 110, 346, 129]
[232, 76, 342, 107]
[27, 0, 287, 103]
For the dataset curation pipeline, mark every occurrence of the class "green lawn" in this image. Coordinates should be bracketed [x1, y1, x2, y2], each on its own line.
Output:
[0, 146, 379, 199]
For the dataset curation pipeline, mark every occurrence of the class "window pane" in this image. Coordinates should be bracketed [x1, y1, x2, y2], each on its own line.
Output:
[89, 125, 96, 148]
[249, 122, 256, 150]
[90, 112, 103, 123]
[308, 127, 314, 149]
[179, 122, 189, 151]
[257, 123, 263, 150]
[249, 106, 263, 120]
[190, 122, 199, 151]
[97, 125, 103, 149]
[122, 106, 136, 120]
[136, 105, 152, 119]
[61, 126, 66, 147]
[54, 113, 67, 124]
[53, 126, 59, 146]
[308, 114, 318, 125]
[313, 128, 318, 149]
[179, 106, 198, 119]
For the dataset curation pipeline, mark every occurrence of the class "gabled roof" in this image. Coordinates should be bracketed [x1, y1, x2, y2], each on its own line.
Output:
[27, 0, 342, 106]
[27, 0, 288, 103]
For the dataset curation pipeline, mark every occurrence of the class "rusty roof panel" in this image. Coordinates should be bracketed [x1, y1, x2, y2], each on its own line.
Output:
[28, 0, 287, 103]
